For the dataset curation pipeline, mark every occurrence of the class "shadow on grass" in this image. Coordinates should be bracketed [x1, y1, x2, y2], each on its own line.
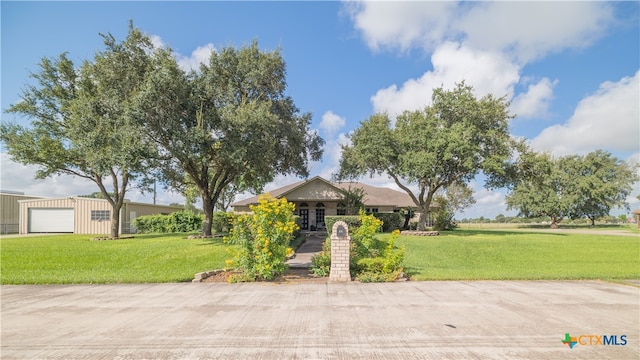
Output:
[403, 266, 421, 279]
[196, 237, 226, 247]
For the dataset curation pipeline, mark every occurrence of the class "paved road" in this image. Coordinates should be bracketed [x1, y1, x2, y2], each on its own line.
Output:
[2, 281, 638, 359]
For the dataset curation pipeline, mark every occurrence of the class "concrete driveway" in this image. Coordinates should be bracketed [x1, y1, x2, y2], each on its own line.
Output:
[1, 281, 638, 359]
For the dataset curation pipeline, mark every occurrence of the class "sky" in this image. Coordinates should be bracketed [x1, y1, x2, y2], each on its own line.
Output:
[2, 1, 639, 219]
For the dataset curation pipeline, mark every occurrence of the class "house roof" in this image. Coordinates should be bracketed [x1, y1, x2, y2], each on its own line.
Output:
[18, 196, 184, 209]
[231, 176, 416, 208]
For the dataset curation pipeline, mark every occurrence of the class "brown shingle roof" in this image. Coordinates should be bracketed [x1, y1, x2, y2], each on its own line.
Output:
[231, 176, 415, 208]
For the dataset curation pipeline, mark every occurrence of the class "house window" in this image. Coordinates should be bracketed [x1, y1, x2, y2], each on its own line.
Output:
[366, 208, 378, 214]
[91, 210, 110, 221]
[316, 203, 325, 226]
[337, 203, 346, 216]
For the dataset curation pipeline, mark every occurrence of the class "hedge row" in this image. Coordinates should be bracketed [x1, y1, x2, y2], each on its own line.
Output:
[133, 211, 204, 233]
[324, 212, 404, 234]
[373, 213, 404, 232]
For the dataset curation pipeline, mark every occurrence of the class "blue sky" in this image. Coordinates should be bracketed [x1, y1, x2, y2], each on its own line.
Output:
[2, 1, 639, 219]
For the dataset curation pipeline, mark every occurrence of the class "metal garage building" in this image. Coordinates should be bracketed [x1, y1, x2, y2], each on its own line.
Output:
[1, 191, 44, 234]
[18, 197, 184, 235]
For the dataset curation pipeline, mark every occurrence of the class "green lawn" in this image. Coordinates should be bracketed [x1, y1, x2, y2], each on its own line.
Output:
[391, 229, 640, 281]
[1, 234, 228, 284]
[2, 230, 638, 284]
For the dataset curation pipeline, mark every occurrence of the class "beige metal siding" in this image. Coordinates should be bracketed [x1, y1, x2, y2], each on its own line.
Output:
[1, 193, 42, 234]
[19, 198, 76, 234]
[19, 197, 184, 235]
[75, 198, 112, 235]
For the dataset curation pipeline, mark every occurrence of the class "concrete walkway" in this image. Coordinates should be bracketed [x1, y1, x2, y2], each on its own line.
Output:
[2, 281, 638, 359]
[286, 233, 326, 268]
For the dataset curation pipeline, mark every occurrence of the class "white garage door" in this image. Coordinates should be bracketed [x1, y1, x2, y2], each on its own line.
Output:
[29, 208, 74, 233]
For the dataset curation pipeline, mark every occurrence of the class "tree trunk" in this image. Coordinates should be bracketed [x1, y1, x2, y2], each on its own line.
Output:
[417, 206, 430, 231]
[403, 209, 411, 229]
[550, 215, 559, 229]
[417, 190, 436, 231]
[202, 195, 214, 237]
[110, 202, 122, 238]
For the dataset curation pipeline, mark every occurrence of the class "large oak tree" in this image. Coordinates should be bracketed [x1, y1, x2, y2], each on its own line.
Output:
[337, 83, 514, 230]
[134, 41, 324, 236]
[506, 149, 638, 227]
[1, 24, 157, 238]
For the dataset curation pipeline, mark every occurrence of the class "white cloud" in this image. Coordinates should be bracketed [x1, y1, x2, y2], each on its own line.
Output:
[148, 34, 215, 72]
[510, 78, 558, 119]
[319, 111, 346, 136]
[530, 70, 640, 156]
[371, 42, 520, 119]
[456, 182, 516, 220]
[149, 35, 164, 49]
[176, 44, 216, 72]
[345, 1, 615, 63]
[0, 153, 97, 197]
[344, 1, 457, 53]
[316, 132, 351, 181]
[458, 2, 614, 63]
[0, 153, 184, 206]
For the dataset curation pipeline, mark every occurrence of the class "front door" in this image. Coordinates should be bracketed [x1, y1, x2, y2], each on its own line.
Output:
[299, 209, 309, 230]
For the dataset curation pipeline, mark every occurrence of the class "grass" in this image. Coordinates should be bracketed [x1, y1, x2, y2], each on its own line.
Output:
[460, 222, 640, 234]
[1, 233, 228, 284]
[391, 229, 640, 281]
[3, 229, 638, 284]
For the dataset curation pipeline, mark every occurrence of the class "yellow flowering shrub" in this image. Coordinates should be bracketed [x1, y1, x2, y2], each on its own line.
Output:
[311, 212, 405, 282]
[224, 193, 298, 282]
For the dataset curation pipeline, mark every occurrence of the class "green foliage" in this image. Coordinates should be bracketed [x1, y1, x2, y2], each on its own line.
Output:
[288, 231, 306, 251]
[310, 239, 331, 277]
[324, 216, 361, 233]
[433, 195, 458, 231]
[338, 185, 366, 215]
[212, 212, 235, 233]
[133, 211, 203, 233]
[352, 211, 384, 255]
[433, 182, 475, 230]
[311, 212, 405, 282]
[338, 82, 514, 231]
[132, 214, 168, 233]
[133, 40, 324, 236]
[225, 194, 298, 282]
[506, 149, 638, 228]
[372, 212, 404, 232]
[1, 23, 159, 238]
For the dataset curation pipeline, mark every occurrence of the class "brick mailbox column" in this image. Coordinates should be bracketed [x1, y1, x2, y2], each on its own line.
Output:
[329, 221, 351, 282]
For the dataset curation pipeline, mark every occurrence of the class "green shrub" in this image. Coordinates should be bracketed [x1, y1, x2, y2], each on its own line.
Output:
[212, 212, 234, 233]
[167, 211, 204, 233]
[289, 232, 306, 251]
[133, 211, 203, 234]
[133, 214, 169, 233]
[373, 213, 404, 232]
[324, 216, 361, 234]
[310, 211, 405, 282]
[310, 238, 331, 277]
[225, 194, 298, 282]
